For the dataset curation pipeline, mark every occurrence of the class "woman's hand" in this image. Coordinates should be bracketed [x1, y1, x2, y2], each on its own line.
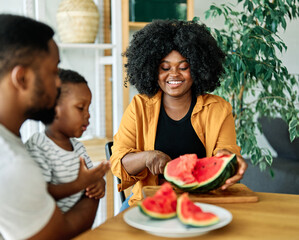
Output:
[145, 150, 172, 175]
[215, 149, 248, 190]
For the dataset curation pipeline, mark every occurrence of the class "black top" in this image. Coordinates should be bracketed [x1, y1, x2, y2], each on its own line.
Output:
[154, 95, 206, 160]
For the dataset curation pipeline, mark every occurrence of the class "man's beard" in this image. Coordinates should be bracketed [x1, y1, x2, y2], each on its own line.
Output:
[25, 72, 61, 125]
[26, 105, 57, 125]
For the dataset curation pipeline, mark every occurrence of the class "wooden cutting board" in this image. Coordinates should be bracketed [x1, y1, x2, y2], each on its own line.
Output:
[142, 183, 259, 203]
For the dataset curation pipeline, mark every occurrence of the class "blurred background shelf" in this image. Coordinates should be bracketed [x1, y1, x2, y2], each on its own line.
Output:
[58, 43, 116, 49]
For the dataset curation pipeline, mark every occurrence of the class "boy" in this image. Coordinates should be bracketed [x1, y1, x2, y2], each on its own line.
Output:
[26, 69, 106, 212]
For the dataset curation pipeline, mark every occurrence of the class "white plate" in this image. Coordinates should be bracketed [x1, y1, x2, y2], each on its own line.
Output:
[123, 203, 232, 238]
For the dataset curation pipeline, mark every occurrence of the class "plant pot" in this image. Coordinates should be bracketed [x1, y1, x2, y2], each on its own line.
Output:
[56, 0, 100, 43]
[129, 0, 187, 22]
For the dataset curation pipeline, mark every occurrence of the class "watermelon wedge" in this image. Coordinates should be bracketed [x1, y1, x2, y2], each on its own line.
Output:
[138, 182, 177, 219]
[177, 193, 219, 227]
[164, 154, 238, 193]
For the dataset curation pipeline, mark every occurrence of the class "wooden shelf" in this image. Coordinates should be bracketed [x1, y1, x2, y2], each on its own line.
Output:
[128, 21, 149, 30]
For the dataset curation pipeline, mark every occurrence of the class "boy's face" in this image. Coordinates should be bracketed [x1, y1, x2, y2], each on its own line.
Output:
[54, 83, 91, 138]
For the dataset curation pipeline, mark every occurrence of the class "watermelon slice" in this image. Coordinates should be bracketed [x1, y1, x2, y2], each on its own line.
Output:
[164, 154, 198, 190]
[164, 154, 238, 193]
[138, 182, 177, 219]
[177, 193, 219, 227]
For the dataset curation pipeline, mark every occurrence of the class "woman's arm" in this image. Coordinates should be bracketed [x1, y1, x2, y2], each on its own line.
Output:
[121, 150, 171, 176]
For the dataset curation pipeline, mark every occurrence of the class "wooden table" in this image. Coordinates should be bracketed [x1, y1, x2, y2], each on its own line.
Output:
[74, 192, 299, 240]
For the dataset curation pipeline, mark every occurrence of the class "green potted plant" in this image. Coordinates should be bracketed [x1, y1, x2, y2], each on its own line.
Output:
[201, 0, 299, 173]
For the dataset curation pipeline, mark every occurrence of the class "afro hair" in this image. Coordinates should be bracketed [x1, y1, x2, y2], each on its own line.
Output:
[123, 19, 226, 97]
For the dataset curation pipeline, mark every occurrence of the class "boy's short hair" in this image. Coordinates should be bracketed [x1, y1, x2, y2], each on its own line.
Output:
[58, 68, 87, 84]
[57, 69, 88, 101]
[0, 14, 54, 79]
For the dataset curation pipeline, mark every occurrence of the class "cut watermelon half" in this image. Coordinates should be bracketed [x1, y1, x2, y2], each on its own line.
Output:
[164, 154, 238, 193]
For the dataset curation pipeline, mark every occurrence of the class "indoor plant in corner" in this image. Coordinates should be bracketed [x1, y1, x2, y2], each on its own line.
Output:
[202, 0, 299, 173]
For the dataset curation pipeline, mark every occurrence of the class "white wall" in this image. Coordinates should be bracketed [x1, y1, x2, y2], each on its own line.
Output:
[278, 19, 299, 75]
[0, 0, 23, 14]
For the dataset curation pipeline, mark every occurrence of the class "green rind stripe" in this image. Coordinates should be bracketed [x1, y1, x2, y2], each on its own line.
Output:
[166, 180, 198, 190]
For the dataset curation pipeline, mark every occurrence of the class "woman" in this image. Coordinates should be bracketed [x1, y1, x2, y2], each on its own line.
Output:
[110, 19, 247, 211]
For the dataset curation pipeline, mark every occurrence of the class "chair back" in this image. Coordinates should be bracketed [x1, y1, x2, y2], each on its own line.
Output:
[105, 141, 126, 203]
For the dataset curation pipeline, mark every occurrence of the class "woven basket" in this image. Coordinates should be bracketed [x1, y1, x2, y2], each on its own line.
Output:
[56, 0, 100, 43]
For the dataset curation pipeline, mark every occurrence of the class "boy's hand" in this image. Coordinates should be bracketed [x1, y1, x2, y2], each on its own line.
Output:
[85, 178, 106, 199]
[76, 158, 110, 189]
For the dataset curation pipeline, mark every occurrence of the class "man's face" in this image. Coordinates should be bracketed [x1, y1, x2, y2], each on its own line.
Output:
[25, 40, 61, 124]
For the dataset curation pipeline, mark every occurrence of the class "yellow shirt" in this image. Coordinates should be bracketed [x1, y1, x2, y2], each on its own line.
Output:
[110, 91, 241, 206]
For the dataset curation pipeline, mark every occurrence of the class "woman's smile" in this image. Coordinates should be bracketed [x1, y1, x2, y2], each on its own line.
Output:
[167, 80, 184, 86]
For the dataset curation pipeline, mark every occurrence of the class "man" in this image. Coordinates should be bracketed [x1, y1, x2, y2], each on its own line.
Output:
[0, 14, 110, 239]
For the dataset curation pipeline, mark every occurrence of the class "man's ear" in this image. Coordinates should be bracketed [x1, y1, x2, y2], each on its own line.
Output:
[11, 65, 30, 90]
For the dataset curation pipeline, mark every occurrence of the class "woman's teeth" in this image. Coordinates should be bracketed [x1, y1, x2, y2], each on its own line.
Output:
[168, 81, 182, 84]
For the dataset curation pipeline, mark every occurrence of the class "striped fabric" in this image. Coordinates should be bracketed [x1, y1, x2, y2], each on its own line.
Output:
[25, 132, 93, 212]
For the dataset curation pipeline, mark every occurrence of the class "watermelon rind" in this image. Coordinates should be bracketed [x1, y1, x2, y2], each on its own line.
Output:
[164, 154, 238, 193]
[177, 194, 220, 227]
[163, 177, 198, 190]
[190, 154, 238, 193]
[138, 202, 177, 220]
